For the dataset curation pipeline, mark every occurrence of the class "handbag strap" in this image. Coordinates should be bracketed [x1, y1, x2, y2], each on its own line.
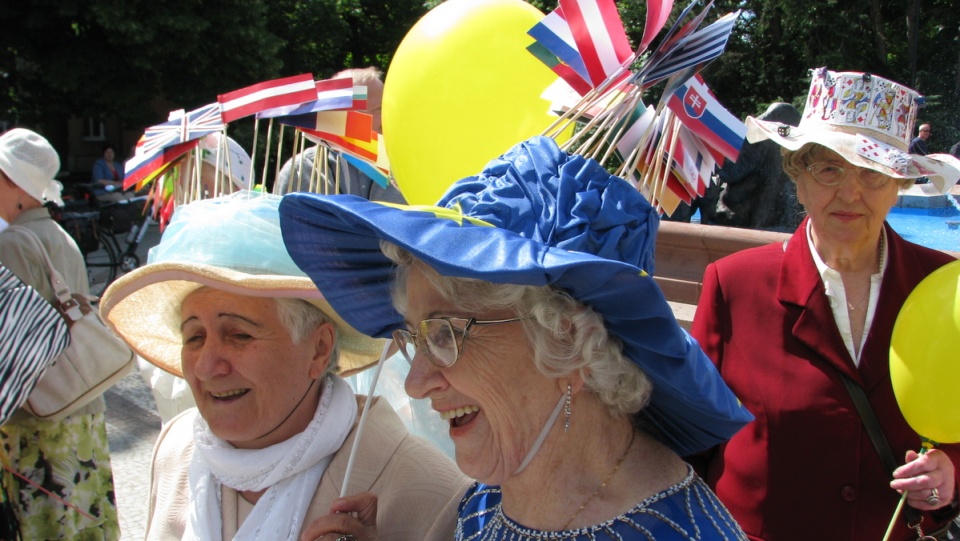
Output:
[839, 372, 925, 528]
[840, 373, 900, 474]
[3, 225, 83, 321]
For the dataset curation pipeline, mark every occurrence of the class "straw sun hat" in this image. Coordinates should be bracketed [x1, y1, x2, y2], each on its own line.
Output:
[100, 191, 384, 378]
[746, 67, 960, 193]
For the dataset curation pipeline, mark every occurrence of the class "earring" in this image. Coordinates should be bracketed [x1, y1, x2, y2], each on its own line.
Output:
[564, 384, 572, 432]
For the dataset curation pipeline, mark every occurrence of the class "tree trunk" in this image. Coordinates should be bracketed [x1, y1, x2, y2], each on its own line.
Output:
[906, 0, 920, 87]
[869, 0, 887, 67]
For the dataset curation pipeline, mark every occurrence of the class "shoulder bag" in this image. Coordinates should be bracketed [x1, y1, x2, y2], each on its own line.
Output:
[5, 225, 135, 421]
[840, 373, 960, 541]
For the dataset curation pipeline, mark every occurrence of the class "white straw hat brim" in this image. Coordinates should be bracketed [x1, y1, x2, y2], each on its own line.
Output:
[746, 116, 960, 194]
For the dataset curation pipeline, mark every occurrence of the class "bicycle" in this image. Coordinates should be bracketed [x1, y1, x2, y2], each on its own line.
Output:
[54, 185, 153, 297]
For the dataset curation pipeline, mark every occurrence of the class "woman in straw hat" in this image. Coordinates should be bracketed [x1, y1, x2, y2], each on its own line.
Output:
[0, 127, 121, 540]
[99, 192, 469, 541]
[281, 136, 753, 540]
[690, 68, 960, 540]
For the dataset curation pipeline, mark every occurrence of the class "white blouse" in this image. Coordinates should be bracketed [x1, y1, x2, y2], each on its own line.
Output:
[806, 221, 888, 366]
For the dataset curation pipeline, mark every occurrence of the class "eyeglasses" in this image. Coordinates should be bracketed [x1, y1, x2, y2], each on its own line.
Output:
[805, 162, 891, 189]
[393, 316, 525, 367]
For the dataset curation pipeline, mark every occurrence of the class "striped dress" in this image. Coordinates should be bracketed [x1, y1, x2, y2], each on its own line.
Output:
[0, 263, 70, 424]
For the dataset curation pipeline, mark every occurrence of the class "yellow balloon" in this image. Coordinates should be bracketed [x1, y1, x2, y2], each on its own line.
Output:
[383, 0, 565, 205]
[890, 260, 960, 444]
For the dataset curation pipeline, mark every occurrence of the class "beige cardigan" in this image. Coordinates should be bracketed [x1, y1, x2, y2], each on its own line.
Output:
[0, 207, 103, 420]
[146, 395, 470, 540]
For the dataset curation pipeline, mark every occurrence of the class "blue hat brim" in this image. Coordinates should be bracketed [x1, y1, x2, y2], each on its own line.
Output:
[279, 138, 751, 456]
[280, 195, 751, 456]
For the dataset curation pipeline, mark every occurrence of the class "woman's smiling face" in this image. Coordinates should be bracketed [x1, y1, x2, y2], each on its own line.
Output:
[180, 288, 332, 449]
[402, 267, 564, 485]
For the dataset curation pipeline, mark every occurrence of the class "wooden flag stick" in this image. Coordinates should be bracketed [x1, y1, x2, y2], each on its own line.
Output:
[249, 118, 262, 187]
[260, 118, 275, 190]
[273, 123, 286, 191]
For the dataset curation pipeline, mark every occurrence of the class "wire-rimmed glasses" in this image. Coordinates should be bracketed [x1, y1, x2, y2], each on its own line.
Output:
[392, 316, 525, 367]
[805, 162, 891, 189]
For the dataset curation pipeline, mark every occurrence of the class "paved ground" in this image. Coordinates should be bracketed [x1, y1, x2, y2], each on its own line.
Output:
[94, 217, 164, 540]
[105, 371, 162, 540]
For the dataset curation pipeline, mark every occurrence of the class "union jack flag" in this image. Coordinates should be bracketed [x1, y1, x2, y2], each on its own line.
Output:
[183, 103, 224, 141]
[140, 103, 223, 156]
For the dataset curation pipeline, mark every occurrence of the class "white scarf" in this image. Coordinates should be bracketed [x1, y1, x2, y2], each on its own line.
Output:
[184, 375, 357, 541]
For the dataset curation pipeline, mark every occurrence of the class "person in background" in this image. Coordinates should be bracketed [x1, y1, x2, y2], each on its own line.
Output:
[909, 123, 932, 156]
[0, 127, 120, 540]
[100, 192, 469, 541]
[691, 68, 960, 541]
[92, 143, 125, 191]
[281, 136, 753, 540]
[196, 133, 251, 199]
[274, 66, 405, 203]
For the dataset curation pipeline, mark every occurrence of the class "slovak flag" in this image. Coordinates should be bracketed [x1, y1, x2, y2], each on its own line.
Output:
[666, 73, 746, 163]
[218, 73, 317, 124]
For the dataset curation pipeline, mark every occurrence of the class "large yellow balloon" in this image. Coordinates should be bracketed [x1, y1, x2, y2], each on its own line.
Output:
[383, 0, 564, 205]
[890, 260, 960, 444]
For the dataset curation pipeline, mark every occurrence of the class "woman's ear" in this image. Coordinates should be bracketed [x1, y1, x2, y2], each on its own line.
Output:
[554, 315, 587, 395]
[560, 370, 587, 396]
[307, 322, 336, 379]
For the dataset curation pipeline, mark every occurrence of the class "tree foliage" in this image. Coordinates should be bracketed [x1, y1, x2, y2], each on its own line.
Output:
[2, 0, 957, 149]
[673, 0, 960, 149]
[0, 0, 425, 129]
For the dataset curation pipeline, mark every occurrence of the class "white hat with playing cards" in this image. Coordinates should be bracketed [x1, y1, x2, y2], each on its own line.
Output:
[745, 67, 960, 194]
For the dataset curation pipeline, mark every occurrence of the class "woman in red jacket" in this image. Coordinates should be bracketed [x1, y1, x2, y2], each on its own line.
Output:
[691, 68, 960, 541]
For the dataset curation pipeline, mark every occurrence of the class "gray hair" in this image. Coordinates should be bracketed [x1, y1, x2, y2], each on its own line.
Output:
[274, 297, 340, 374]
[333, 66, 383, 85]
[382, 242, 652, 416]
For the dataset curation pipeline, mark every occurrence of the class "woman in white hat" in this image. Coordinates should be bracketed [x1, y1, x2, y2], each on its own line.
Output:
[99, 192, 469, 541]
[0, 128, 121, 540]
[691, 68, 960, 540]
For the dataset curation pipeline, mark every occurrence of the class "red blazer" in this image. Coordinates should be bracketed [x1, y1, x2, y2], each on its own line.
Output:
[691, 218, 959, 541]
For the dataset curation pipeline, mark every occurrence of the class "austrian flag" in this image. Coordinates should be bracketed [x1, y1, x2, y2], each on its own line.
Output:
[218, 74, 317, 124]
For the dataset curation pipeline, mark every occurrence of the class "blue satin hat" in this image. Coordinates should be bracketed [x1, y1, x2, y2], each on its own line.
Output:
[280, 136, 751, 455]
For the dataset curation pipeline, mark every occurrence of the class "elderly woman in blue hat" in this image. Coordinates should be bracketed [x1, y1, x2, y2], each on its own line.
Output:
[691, 68, 960, 541]
[280, 136, 753, 540]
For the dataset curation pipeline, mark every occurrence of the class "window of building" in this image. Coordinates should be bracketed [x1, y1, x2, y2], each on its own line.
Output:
[83, 117, 105, 141]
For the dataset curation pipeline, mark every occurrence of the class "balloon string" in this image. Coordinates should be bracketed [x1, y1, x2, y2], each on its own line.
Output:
[881, 443, 934, 541]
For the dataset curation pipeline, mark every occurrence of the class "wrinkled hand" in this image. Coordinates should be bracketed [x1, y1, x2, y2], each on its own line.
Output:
[890, 448, 956, 510]
[299, 491, 379, 541]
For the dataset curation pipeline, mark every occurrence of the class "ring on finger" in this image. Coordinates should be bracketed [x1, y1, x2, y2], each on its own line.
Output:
[335, 535, 357, 541]
[925, 487, 941, 506]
